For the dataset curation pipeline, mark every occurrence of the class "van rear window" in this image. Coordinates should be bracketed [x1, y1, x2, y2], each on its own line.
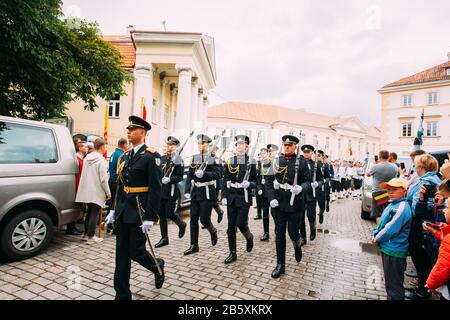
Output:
[0, 122, 58, 164]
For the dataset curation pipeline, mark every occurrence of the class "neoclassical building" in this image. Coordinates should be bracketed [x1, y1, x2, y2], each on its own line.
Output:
[65, 28, 217, 155]
[378, 51, 450, 156]
[207, 102, 381, 161]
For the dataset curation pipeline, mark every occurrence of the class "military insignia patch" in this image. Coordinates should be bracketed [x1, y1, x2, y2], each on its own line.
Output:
[155, 158, 161, 166]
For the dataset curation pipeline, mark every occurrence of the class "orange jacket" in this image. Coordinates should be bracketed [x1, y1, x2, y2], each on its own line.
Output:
[426, 228, 450, 290]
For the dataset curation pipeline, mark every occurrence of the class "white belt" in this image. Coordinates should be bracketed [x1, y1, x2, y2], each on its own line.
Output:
[194, 181, 216, 200]
[229, 182, 245, 189]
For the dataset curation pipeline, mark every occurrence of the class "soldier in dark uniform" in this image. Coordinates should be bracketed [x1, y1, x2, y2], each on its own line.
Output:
[221, 135, 257, 264]
[256, 144, 279, 241]
[183, 134, 221, 255]
[211, 145, 224, 224]
[315, 150, 330, 224]
[299, 144, 320, 245]
[266, 135, 310, 278]
[324, 154, 333, 213]
[254, 151, 264, 221]
[155, 136, 187, 248]
[104, 115, 164, 300]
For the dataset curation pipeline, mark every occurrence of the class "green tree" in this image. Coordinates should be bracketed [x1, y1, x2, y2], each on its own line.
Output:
[0, 0, 132, 120]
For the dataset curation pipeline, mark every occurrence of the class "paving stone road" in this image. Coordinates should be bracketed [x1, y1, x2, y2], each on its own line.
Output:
[0, 198, 400, 300]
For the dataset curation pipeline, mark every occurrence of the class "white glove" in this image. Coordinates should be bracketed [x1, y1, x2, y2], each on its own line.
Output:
[195, 170, 204, 178]
[221, 198, 227, 206]
[273, 180, 280, 190]
[184, 193, 191, 200]
[292, 185, 303, 195]
[241, 180, 250, 189]
[258, 190, 263, 196]
[140, 220, 154, 234]
[105, 210, 115, 225]
[270, 199, 279, 208]
[162, 177, 171, 184]
[312, 181, 319, 188]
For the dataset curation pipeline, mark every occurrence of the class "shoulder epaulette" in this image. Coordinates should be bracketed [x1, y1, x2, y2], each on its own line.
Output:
[146, 147, 157, 153]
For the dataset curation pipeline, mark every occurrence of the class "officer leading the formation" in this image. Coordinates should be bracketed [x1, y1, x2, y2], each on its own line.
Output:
[105, 115, 165, 300]
[266, 135, 310, 278]
[183, 134, 221, 255]
[155, 136, 187, 248]
[221, 135, 257, 264]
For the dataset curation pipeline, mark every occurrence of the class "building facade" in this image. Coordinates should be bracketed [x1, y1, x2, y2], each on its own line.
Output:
[65, 29, 217, 155]
[379, 52, 450, 156]
[207, 102, 381, 161]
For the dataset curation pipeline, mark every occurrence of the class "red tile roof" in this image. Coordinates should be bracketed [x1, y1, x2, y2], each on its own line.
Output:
[382, 60, 450, 89]
[103, 35, 135, 71]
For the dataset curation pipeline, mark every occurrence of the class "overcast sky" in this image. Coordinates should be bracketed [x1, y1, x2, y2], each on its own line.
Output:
[62, 0, 450, 127]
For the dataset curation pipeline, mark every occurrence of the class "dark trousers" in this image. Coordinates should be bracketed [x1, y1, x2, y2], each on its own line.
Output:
[260, 198, 270, 234]
[331, 180, 341, 192]
[113, 221, 164, 300]
[84, 203, 101, 237]
[107, 180, 117, 213]
[381, 253, 406, 300]
[226, 204, 251, 252]
[190, 199, 214, 245]
[317, 189, 326, 211]
[300, 200, 316, 239]
[273, 208, 301, 264]
[159, 198, 180, 239]
[353, 178, 362, 190]
[256, 193, 263, 215]
[341, 178, 350, 190]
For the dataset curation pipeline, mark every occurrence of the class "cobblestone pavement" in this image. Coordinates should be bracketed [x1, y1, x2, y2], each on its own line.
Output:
[0, 198, 393, 300]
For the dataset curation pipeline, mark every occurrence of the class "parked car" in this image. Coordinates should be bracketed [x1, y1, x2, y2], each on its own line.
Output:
[0, 116, 84, 260]
[361, 155, 413, 220]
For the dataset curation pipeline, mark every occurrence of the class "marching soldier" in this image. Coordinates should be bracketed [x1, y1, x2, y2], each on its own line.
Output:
[221, 135, 257, 264]
[256, 144, 279, 241]
[104, 115, 164, 300]
[315, 150, 330, 224]
[254, 150, 264, 221]
[211, 145, 225, 224]
[183, 134, 221, 255]
[299, 144, 320, 245]
[155, 136, 187, 248]
[266, 135, 310, 278]
[324, 154, 333, 212]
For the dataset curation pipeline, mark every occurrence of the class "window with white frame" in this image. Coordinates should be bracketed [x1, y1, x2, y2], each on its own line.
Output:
[313, 135, 318, 147]
[427, 92, 438, 105]
[446, 68, 450, 76]
[151, 98, 157, 124]
[108, 94, 120, 118]
[426, 122, 438, 136]
[402, 95, 412, 107]
[402, 123, 412, 137]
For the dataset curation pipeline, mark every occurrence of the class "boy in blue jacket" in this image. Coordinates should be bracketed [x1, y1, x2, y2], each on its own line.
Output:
[372, 178, 412, 300]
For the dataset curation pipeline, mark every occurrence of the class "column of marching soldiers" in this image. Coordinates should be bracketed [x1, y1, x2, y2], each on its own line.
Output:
[107, 116, 360, 299]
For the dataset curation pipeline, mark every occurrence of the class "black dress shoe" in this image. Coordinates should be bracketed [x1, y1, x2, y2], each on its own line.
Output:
[260, 233, 270, 241]
[224, 252, 237, 264]
[310, 229, 316, 241]
[318, 213, 324, 224]
[66, 229, 82, 236]
[154, 259, 165, 289]
[293, 240, 302, 262]
[271, 264, 285, 279]
[184, 244, 199, 255]
[155, 238, 169, 248]
[246, 234, 254, 252]
[405, 290, 431, 300]
[179, 222, 187, 239]
[217, 210, 224, 224]
[211, 231, 218, 246]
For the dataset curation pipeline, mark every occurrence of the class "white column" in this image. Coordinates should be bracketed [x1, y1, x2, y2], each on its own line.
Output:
[190, 79, 199, 133]
[169, 83, 176, 133]
[196, 88, 204, 133]
[133, 64, 154, 116]
[203, 95, 209, 132]
[174, 64, 192, 139]
[159, 78, 168, 145]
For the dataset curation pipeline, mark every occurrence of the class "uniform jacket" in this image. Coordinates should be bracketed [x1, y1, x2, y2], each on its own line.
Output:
[115, 145, 162, 223]
[160, 154, 184, 200]
[185, 152, 221, 201]
[265, 154, 311, 212]
[426, 227, 450, 291]
[222, 154, 257, 207]
[372, 197, 412, 258]
[256, 158, 275, 200]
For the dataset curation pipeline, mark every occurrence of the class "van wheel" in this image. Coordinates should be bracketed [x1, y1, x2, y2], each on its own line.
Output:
[0, 209, 54, 261]
[360, 207, 371, 220]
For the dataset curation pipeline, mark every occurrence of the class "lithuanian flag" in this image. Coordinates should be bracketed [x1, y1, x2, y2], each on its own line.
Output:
[374, 192, 389, 206]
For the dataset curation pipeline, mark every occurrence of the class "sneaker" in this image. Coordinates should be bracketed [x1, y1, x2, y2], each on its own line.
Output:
[86, 236, 103, 244]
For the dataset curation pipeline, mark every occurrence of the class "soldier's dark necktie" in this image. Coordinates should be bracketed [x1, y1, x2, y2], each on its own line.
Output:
[130, 149, 135, 160]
